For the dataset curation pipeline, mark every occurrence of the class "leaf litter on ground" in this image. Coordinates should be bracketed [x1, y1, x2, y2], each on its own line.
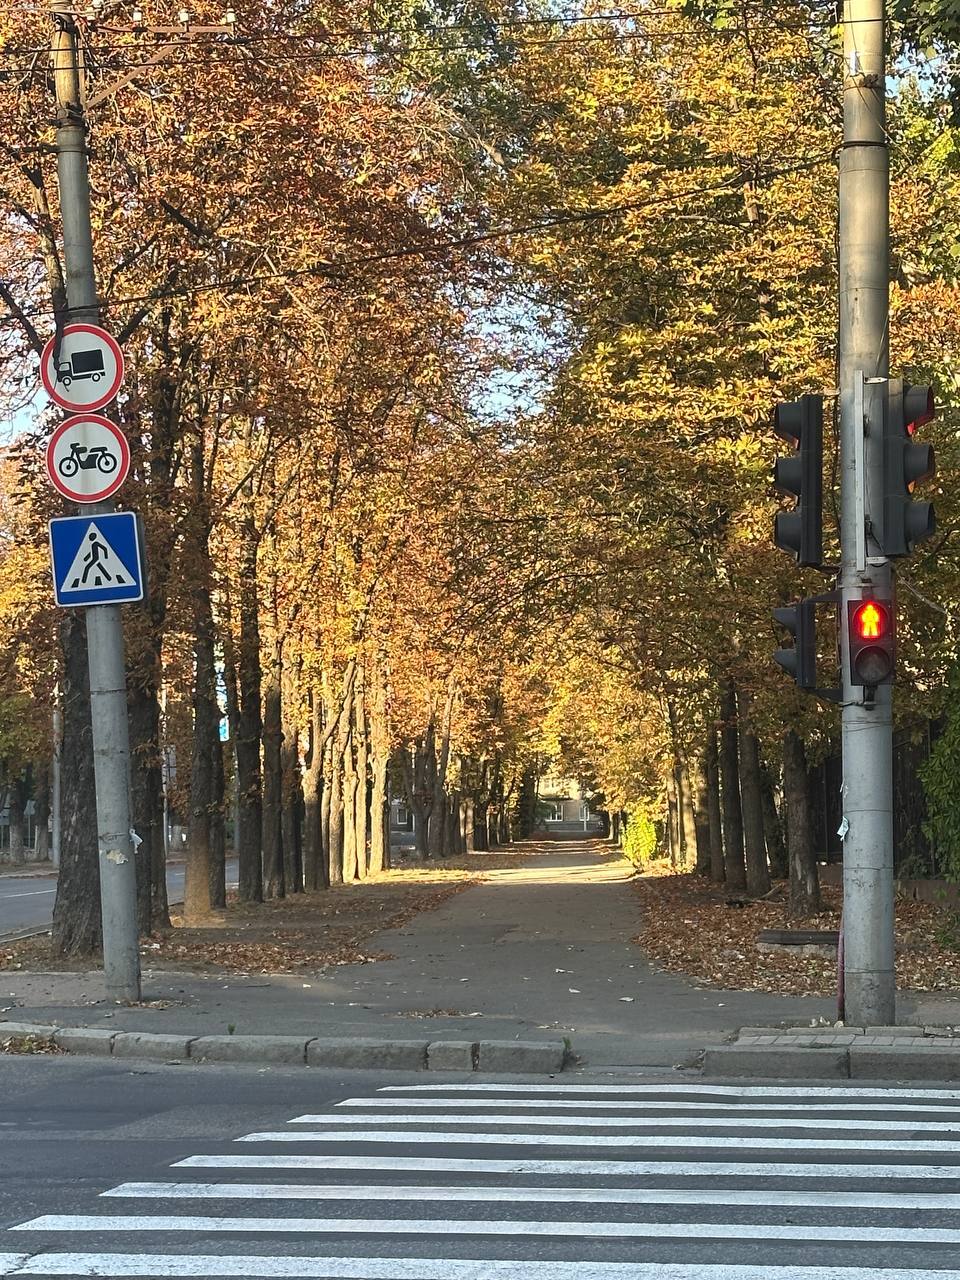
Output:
[0, 850, 526, 977]
[633, 862, 960, 996]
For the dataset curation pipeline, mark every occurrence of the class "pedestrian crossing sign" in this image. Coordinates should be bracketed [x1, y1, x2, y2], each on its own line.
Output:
[49, 511, 145, 607]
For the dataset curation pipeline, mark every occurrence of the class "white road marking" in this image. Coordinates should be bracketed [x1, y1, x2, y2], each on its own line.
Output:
[380, 1083, 960, 1100]
[101, 1181, 960, 1209]
[0, 1259, 26, 1277]
[17, 1214, 960, 1244]
[286, 1113, 960, 1134]
[11, 1257, 960, 1279]
[174, 1153, 960, 1178]
[234, 1128, 960, 1152]
[333, 1097, 960, 1116]
[0, 889, 55, 898]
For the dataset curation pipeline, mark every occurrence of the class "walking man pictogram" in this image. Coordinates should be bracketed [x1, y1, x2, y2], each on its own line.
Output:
[72, 529, 112, 588]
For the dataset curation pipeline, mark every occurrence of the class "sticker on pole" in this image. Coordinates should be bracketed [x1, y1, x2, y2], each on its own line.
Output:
[40, 323, 125, 412]
[49, 511, 145, 607]
[45, 415, 130, 503]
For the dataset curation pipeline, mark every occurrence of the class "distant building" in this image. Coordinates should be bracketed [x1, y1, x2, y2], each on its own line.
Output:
[536, 773, 603, 837]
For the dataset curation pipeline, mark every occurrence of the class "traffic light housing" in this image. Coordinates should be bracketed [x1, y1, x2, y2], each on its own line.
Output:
[773, 598, 816, 689]
[848, 595, 895, 687]
[881, 379, 936, 557]
[773, 393, 823, 569]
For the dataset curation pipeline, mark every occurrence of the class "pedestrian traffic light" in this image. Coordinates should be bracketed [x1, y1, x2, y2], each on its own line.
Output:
[773, 598, 816, 689]
[773, 393, 823, 568]
[880, 379, 936, 557]
[848, 595, 895, 687]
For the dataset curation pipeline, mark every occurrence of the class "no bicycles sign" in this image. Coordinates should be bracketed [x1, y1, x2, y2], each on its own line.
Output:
[45, 414, 131, 503]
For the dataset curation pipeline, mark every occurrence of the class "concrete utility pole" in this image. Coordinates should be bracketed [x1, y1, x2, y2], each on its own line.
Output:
[50, 0, 141, 1000]
[838, 0, 894, 1025]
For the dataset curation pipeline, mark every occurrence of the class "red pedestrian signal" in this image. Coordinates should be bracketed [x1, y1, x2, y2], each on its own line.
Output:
[848, 596, 894, 687]
[853, 600, 886, 642]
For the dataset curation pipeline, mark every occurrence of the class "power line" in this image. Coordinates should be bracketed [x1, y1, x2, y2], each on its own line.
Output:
[0, 150, 834, 328]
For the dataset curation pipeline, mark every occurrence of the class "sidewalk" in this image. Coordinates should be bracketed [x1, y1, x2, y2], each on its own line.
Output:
[2, 841, 854, 1069]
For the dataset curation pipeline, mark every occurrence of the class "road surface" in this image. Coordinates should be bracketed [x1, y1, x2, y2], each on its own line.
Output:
[0, 859, 239, 936]
[1, 1057, 960, 1276]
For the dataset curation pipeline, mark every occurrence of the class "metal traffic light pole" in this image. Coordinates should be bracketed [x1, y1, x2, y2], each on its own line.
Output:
[50, 0, 141, 1001]
[838, 0, 894, 1025]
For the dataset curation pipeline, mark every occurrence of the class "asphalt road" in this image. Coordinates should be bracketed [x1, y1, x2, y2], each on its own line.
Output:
[2, 1058, 960, 1276]
[0, 859, 239, 936]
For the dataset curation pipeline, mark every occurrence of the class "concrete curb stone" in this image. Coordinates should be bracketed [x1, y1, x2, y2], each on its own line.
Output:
[478, 1039, 566, 1073]
[112, 1031, 195, 1060]
[703, 1045, 849, 1079]
[53, 1027, 115, 1056]
[190, 1034, 311, 1065]
[0, 1022, 57, 1042]
[427, 1040, 477, 1071]
[849, 1043, 960, 1081]
[307, 1038, 428, 1071]
[0, 1020, 570, 1073]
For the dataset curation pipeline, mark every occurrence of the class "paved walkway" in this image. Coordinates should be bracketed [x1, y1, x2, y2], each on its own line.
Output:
[2, 842, 842, 1068]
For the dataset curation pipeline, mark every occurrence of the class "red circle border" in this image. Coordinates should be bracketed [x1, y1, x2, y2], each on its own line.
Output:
[45, 414, 131, 504]
[40, 323, 125, 412]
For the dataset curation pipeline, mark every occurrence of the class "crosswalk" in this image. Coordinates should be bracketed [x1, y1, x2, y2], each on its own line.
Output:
[8, 1079, 960, 1276]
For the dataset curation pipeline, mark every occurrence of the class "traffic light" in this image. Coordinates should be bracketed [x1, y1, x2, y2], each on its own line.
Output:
[881, 379, 936, 557]
[848, 595, 895, 687]
[773, 393, 823, 568]
[773, 598, 816, 689]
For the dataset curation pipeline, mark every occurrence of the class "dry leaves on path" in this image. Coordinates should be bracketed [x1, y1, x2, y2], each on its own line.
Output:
[633, 868, 960, 997]
[1, 853, 525, 976]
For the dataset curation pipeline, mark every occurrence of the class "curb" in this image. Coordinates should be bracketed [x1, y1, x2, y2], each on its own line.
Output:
[704, 1032, 960, 1082]
[0, 1022, 568, 1074]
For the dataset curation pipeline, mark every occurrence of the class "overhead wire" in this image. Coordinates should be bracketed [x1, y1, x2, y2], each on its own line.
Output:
[0, 148, 835, 329]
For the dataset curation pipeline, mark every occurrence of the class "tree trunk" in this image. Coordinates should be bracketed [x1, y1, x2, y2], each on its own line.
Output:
[127, 678, 157, 933]
[342, 729, 359, 883]
[52, 614, 101, 955]
[737, 691, 770, 897]
[33, 763, 50, 862]
[665, 769, 680, 867]
[209, 731, 227, 910]
[463, 796, 475, 852]
[705, 725, 725, 882]
[281, 664, 302, 894]
[760, 759, 788, 880]
[369, 751, 388, 876]
[368, 661, 389, 878]
[184, 434, 219, 924]
[303, 689, 324, 891]
[235, 491, 263, 903]
[321, 733, 334, 885]
[692, 754, 711, 876]
[611, 810, 622, 846]
[8, 775, 27, 866]
[354, 674, 369, 878]
[261, 653, 284, 899]
[428, 680, 456, 859]
[679, 766, 698, 871]
[783, 729, 821, 914]
[719, 677, 747, 893]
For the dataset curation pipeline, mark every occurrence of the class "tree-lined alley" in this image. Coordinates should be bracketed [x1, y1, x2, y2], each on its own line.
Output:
[1, 0, 960, 950]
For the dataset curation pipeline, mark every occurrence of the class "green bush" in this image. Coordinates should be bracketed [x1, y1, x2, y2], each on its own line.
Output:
[622, 808, 657, 869]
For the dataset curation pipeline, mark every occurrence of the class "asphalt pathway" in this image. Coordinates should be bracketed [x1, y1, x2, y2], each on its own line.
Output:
[0, 860, 239, 936]
[5, 1065, 960, 1276]
[0, 842, 838, 1065]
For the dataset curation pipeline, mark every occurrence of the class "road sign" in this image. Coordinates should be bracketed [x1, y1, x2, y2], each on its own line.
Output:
[49, 511, 145, 607]
[40, 323, 125, 412]
[45, 415, 130, 503]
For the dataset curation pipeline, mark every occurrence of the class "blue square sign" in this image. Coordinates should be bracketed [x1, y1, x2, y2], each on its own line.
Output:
[49, 512, 145, 607]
